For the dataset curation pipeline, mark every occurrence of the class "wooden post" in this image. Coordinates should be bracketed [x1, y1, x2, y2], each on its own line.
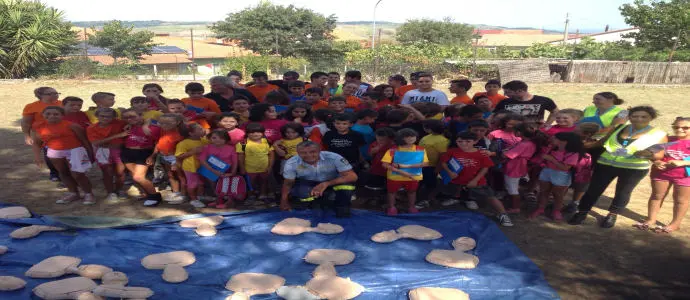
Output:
[190, 28, 196, 80]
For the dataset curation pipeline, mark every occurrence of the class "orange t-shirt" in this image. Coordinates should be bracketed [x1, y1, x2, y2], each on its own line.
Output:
[23, 100, 62, 125]
[309, 100, 329, 111]
[87, 120, 126, 145]
[377, 99, 398, 109]
[473, 92, 507, 106]
[345, 95, 361, 110]
[246, 84, 280, 102]
[182, 97, 221, 113]
[395, 85, 415, 99]
[33, 120, 82, 150]
[451, 94, 473, 105]
[156, 129, 184, 155]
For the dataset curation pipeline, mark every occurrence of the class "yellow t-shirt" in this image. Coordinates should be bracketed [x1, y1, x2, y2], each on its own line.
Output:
[86, 107, 123, 124]
[380, 145, 429, 181]
[279, 138, 303, 159]
[175, 138, 209, 172]
[236, 138, 273, 173]
[142, 110, 163, 122]
[419, 134, 449, 166]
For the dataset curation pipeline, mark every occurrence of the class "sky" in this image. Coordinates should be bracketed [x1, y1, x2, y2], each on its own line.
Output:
[43, 0, 633, 31]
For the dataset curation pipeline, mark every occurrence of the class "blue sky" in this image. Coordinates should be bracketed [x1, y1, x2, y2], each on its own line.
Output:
[44, 0, 633, 31]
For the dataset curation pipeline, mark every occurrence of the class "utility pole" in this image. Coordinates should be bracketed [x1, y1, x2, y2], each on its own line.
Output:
[664, 31, 681, 83]
[372, 0, 384, 49]
[562, 13, 570, 45]
[190, 28, 196, 80]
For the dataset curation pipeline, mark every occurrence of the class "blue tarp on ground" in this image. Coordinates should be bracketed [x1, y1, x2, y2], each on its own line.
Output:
[0, 205, 559, 299]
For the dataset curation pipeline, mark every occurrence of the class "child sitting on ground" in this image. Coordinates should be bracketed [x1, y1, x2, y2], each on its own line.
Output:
[439, 131, 514, 226]
[381, 129, 429, 216]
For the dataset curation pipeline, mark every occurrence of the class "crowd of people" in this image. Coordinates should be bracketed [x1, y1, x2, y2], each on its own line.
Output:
[20, 70, 690, 233]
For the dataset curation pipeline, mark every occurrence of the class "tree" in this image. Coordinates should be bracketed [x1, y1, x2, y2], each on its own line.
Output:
[88, 20, 157, 64]
[395, 18, 474, 46]
[211, 2, 337, 58]
[0, 0, 77, 78]
[620, 0, 689, 51]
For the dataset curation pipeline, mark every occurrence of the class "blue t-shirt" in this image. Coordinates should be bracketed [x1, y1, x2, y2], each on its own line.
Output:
[351, 123, 375, 161]
[290, 95, 306, 103]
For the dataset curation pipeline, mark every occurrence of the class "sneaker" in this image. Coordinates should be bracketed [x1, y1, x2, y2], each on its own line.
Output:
[498, 214, 514, 227]
[552, 211, 564, 222]
[568, 211, 588, 225]
[143, 193, 162, 207]
[50, 175, 60, 182]
[190, 200, 206, 208]
[441, 198, 461, 206]
[104, 193, 121, 204]
[601, 214, 617, 228]
[165, 192, 186, 204]
[408, 207, 419, 214]
[464, 200, 479, 210]
[56, 182, 67, 190]
[56, 192, 79, 204]
[563, 201, 579, 213]
[117, 190, 129, 199]
[386, 207, 398, 216]
[415, 200, 430, 209]
[528, 208, 545, 219]
[82, 193, 96, 205]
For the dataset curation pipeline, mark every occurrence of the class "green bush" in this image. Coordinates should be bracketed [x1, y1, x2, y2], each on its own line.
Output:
[223, 56, 309, 79]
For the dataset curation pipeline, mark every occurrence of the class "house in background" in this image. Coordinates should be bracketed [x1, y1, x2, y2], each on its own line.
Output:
[547, 28, 639, 45]
[67, 42, 193, 74]
[151, 35, 253, 75]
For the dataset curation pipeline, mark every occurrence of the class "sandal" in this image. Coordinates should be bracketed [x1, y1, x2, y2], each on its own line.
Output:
[653, 225, 675, 234]
[632, 222, 651, 231]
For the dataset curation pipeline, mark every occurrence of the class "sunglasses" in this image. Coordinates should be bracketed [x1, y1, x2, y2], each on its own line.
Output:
[43, 92, 61, 96]
[672, 126, 690, 131]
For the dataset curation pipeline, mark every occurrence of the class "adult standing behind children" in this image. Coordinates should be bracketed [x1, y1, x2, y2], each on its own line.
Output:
[280, 141, 358, 218]
[205, 76, 257, 112]
[22, 87, 62, 181]
[494, 80, 558, 126]
[569, 106, 667, 228]
[580, 92, 628, 140]
[400, 73, 450, 107]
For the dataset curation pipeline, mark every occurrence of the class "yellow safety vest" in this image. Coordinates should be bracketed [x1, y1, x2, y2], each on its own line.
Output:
[299, 184, 356, 202]
[598, 125, 666, 170]
[583, 105, 623, 128]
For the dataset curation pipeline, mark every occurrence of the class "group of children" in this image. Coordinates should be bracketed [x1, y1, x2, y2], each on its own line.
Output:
[25, 73, 607, 227]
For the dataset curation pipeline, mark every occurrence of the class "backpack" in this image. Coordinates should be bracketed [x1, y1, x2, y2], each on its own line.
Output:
[572, 153, 594, 183]
[216, 175, 247, 201]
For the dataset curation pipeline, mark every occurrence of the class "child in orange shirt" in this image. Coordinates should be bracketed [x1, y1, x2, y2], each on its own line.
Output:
[473, 79, 508, 106]
[87, 107, 128, 203]
[32, 106, 95, 204]
[305, 87, 329, 110]
[327, 96, 347, 114]
[341, 82, 362, 110]
[155, 113, 188, 204]
[182, 82, 220, 121]
[247, 71, 280, 102]
[450, 79, 473, 105]
[167, 99, 210, 130]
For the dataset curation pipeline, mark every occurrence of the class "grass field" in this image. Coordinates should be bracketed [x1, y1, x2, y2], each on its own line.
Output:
[1, 80, 689, 299]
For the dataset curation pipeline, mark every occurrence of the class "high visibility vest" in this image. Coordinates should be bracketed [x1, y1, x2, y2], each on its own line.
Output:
[582, 105, 624, 139]
[598, 125, 666, 170]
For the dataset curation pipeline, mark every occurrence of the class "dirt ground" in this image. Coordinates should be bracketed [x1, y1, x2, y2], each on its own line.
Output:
[1, 80, 690, 299]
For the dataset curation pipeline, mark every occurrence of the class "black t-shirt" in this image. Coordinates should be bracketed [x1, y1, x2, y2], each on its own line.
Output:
[494, 95, 556, 123]
[322, 130, 366, 164]
[204, 89, 258, 112]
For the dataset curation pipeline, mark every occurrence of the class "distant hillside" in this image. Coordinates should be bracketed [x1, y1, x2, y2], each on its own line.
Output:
[72, 20, 210, 28]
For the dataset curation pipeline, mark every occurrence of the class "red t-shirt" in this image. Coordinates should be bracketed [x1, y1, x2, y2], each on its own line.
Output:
[87, 120, 126, 145]
[369, 141, 394, 176]
[63, 112, 92, 129]
[124, 124, 161, 148]
[156, 129, 184, 155]
[441, 148, 494, 185]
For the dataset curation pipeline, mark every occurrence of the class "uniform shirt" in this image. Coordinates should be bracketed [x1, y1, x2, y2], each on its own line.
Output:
[309, 100, 329, 111]
[503, 140, 537, 178]
[396, 85, 415, 99]
[419, 133, 449, 166]
[381, 146, 429, 181]
[23, 100, 62, 125]
[283, 151, 353, 181]
[401, 89, 450, 106]
[488, 129, 522, 149]
[175, 138, 209, 172]
[33, 120, 81, 150]
[236, 138, 273, 173]
[227, 128, 245, 146]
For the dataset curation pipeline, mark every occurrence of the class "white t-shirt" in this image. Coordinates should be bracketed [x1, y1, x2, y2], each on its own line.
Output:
[401, 89, 450, 106]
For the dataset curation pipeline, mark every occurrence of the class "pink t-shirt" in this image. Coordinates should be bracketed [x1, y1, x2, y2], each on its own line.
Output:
[503, 140, 536, 178]
[199, 144, 238, 169]
[543, 125, 576, 136]
[573, 153, 593, 183]
[488, 129, 522, 149]
[227, 128, 245, 146]
[544, 149, 579, 171]
[124, 124, 161, 148]
[260, 119, 288, 143]
[652, 138, 690, 180]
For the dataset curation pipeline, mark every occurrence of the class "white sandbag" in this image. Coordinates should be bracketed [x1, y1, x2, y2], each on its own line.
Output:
[425, 249, 479, 269]
[33, 277, 97, 300]
[0, 276, 26, 291]
[11, 225, 66, 239]
[162, 265, 189, 283]
[304, 249, 355, 266]
[141, 251, 196, 269]
[92, 284, 154, 299]
[0, 206, 31, 219]
[179, 215, 224, 228]
[25, 256, 81, 278]
[408, 287, 470, 300]
[225, 273, 286, 296]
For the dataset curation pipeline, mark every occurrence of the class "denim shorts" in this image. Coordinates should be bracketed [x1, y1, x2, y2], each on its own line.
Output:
[539, 168, 572, 187]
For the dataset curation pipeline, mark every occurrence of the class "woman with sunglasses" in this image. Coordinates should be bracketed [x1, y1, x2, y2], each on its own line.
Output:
[634, 117, 690, 234]
[22, 87, 62, 182]
[569, 106, 667, 228]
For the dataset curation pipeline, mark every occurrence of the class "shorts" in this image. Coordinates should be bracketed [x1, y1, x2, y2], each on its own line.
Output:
[420, 167, 438, 189]
[459, 186, 496, 202]
[652, 174, 690, 187]
[46, 147, 92, 173]
[503, 175, 522, 195]
[121, 148, 154, 165]
[387, 180, 419, 192]
[94, 147, 122, 166]
[160, 154, 177, 165]
[364, 174, 387, 190]
[247, 172, 270, 187]
[184, 171, 202, 189]
[539, 168, 572, 187]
